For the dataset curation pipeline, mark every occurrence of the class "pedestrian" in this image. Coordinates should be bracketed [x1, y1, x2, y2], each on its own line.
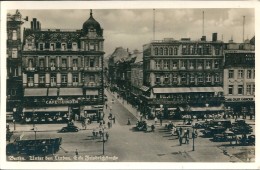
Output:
[185, 134, 189, 144]
[107, 121, 111, 129]
[106, 103, 108, 109]
[113, 115, 116, 124]
[106, 132, 109, 141]
[154, 117, 158, 124]
[75, 149, 79, 157]
[187, 128, 190, 138]
[92, 129, 96, 140]
[179, 136, 182, 146]
[160, 118, 163, 126]
[127, 118, 131, 125]
[179, 127, 183, 136]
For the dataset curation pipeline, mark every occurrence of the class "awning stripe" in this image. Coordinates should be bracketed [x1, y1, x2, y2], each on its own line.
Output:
[23, 106, 68, 113]
[24, 88, 47, 97]
[59, 88, 83, 96]
[153, 87, 223, 94]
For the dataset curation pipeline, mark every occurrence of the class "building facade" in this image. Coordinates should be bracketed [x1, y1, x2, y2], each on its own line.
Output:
[6, 10, 25, 121]
[142, 35, 225, 118]
[21, 10, 105, 123]
[223, 40, 255, 118]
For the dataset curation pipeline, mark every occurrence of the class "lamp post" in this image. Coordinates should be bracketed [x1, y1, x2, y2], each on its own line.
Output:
[13, 108, 16, 131]
[102, 127, 105, 155]
[192, 127, 195, 151]
[33, 126, 37, 154]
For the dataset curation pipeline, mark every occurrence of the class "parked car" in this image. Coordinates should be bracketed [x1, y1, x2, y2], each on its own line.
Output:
[213, 131, 236, 142]
[203, 126, 226, 137]
[59, 125, 79, 132]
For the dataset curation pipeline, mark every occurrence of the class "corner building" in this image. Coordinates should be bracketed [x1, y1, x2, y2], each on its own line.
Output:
[21, 11, 105, 122]
[143, 35, 225, 118]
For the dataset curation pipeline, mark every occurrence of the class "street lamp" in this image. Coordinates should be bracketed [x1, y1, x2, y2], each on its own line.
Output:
[192, 127, 195, 151]
[102, 127, 105, 155]
[13, 108, 16, 131]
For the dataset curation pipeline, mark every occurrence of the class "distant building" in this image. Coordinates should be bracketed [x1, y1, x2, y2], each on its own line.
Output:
[6, 10, 25, 120]
[21, 10, 105, 123]
[223, 38, 255, 117]
[142, 34, 225, 118]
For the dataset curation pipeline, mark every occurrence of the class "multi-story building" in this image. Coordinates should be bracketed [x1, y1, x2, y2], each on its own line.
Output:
[21, 10, 105, 123]
[223, 39, 255, 118]
[142, 34, 225, 118]
[6, 10, 26, 121]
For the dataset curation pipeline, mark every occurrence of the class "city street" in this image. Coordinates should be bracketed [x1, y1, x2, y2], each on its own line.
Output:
[7, 89, 254, 162]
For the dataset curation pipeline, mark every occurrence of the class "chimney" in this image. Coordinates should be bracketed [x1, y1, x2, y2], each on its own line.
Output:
[201, 36, 206, 41]
[30, 21, 33, 30]
[33, 18, 37, 30]
[37, 21, 40, 30]
[212, 33, 217, 42]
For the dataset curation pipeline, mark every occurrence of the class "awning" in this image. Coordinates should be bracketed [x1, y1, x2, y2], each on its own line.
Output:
[86, 90, 98, 95]
[24, 88, 47, 97]
[153, 87, 223, 94]
[59, 88, 83, 96]
[23, 106, 68, 113]
[140, 86, 150, 92]
[190, 106, 224, 112]
[83, 106, 98, 110]
[48, 88, 58, 96]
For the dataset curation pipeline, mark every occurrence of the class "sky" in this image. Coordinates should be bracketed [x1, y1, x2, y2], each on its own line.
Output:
[11, 8, 255, 56]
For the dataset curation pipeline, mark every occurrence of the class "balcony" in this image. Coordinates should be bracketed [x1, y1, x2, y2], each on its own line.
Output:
[83, 67, 102, 72]
[25, 67, 36, 72]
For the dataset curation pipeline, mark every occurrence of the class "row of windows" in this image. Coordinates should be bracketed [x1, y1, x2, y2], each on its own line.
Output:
[154, 45, 220, 56]
[228, 69, 255, 79]
[26, 57, 98, 68]
[154, 60, 220, 70]
[228, 84, 255, 95]
[155, 74, 221, 84]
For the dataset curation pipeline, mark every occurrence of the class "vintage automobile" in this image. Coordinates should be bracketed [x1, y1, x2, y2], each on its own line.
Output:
[203, 126, 226, 137]
[59, 125, 79, 132]
[213, 130, 236, 142]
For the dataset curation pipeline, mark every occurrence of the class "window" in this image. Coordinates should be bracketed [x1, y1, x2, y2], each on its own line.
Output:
[206, 74, 211, 82]
[172, 61, 178, 69]
[51, 74, 56, 86]
[154, 48, 158, 55]
[90, 59, 94, 67]
[198, 74, 203, 82]
[189, 61, 194, 69]
[155, 61, 161, 69]
[228, 85, 233, 95]
[169, 48, 173, 55]
[14, 68, 18, 77]
[50, 59, 55, 67]
[61, 43, 66, 51]
[238, 85, 243, 95]
[214, 61, 219, 69]
[159, 47, 163, 55]
[156, 75, 160, 83]
[164, 74, 169, 84]
[39, 59, 44, 68]
[12, 30, 17, 40]
[228, 70, 234, 79]
[247, 70, 252, 79]
[190, 74, 195, 83]
[253, 84, 255, 94]
[90, 43, 95, 50]
[197, 46, 202, 55]
[181, 74, 186, 82]
[215, 74, 220, 82]
[246, 85, 252, 95]
[238, 70, 244, 79]
[253, 70, 255, 79]
[90, 75, 95, 82]
[28, 59, 33, 68]
[72, 43, 77, 51]
[174, 48, 178, 55]
[215, 48, 220, 55]
[206, 61, 211, 69]
[73, 59, 78, 67]
[39, 75, 45, 84]
[28, 76, 34, 87]
[197, 61, 203, 70]
[182, 45, 187, 55]
[12, 48, 18, 58]
[50, 43, 55, 51]
[61, 74, 67, 83]
[181, 61, 186, 69]
[163, 60, 169, 69]
[164, 48, 168, 55]
[62, 59, 67, 67]
[172, 74, 177, 83]
[73, 74, 78, 83]
[11, 89, 16, 96]
[39, 43, 44, 50]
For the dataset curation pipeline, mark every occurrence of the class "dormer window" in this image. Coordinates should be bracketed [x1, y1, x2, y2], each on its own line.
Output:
[39, 43, 44, 51]
[61, 43, 66, 51]
[50, 43, 55, 51]
[72, 42, 77, 51]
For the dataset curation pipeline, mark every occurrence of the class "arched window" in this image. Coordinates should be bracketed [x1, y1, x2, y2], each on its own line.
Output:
[159, 47, 163, 55]
[174, 48, 178, 55]
[154, 47, 158, 55]
[164, 47, 168, 55]
[169, 47, 173, 55]
[12, 30, 17, 40]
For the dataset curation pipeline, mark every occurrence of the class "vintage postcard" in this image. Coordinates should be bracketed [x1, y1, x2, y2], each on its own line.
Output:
[1, 1, 259, 169]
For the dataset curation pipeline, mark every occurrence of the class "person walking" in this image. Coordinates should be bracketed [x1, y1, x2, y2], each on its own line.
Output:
[154, 117, 158, 124]
[127, 118, 131, 125]
[160, 117, 163, 126]
[112, 115, 116, 124]
[75, 149, 79, 158]
[107, 121, 111, 129]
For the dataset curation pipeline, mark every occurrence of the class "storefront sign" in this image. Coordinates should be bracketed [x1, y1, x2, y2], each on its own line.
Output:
[46, 99, 79, 105]
[225, 98, 254, 102]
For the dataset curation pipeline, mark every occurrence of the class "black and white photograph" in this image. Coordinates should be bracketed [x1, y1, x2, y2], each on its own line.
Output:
[1, 1, 259, 169]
